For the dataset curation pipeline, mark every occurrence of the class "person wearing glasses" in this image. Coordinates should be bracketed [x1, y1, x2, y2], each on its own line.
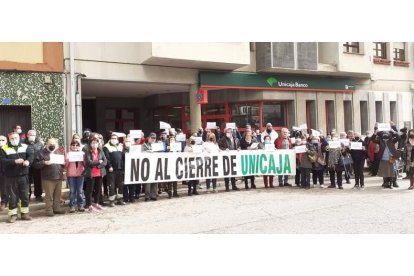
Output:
[65, 140, 85, 212]
[0, 135, 7, 211]
[0, 132, 34, 223]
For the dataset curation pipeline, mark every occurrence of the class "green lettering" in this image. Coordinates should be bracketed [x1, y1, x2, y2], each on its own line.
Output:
[283, 154, 292, 174]
[259, 154, 267, 174]
[241, 155, 248, 175]
[268, 154, 276, 174]
[249, 154, 257, 174]
[276, 154, 283, 174]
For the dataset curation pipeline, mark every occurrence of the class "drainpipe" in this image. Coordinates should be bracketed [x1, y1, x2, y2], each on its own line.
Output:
[70, 42, 81, 135]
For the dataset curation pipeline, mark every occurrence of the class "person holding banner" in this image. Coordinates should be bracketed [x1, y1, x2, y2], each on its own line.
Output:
[275, 128, 292, 187]
[350, 133, 366, 190]
[165, 135, 180, 198]
[293, 138, 303, 187]
[84, 137, 107, 212]
[203, 133, 220, 193]
[65, 140, 85, 212]
[240, 129, 259, 189]
[0, 132, 34, 223]
[218, 128, 241, 192]
[262, 135, 275, 188]
[184, 136, 200, 196]
[103, 134, 126, 207]
[33, 138, 66, 217]
[142, 133, 159, 201]
[404, 129, 414, 190]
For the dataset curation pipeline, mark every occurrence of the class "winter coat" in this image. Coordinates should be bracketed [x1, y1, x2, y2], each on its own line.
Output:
[33, 148, 65, 180]
[218, 136, 240, 151]
[83, 148, 107, 178]
[300, 143, 316, 169]
[65, 150, 85, 177]
[0, 142, 34, 177]
[240, 137, 259, 150]
[103, 142, 124, 170]
[275, 137, 293, 149]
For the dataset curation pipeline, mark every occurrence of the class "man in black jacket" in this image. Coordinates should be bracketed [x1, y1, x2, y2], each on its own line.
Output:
[27, 129, 44, 202]
[218, 128, 240, 192]
[0, 135, 7, 211]
[103, 133, 126, 207]
[0, 132, 34, 223]
[350, 132, 367, 190]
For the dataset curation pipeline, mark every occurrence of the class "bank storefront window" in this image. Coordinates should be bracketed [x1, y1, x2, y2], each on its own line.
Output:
[202, 104, 226, 115]
[230, 103, 260, 129]
[262, 102, 286, 127]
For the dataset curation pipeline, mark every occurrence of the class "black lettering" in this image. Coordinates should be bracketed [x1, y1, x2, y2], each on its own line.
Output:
[154, 158, 163, 181]
[223, 156, 230, 176]
[204, 157, 211, 177]
[196, 157, 203, 178]
[176, 158, 183, 180]
[130, 158, 140, 182]
[164, 158, 171, 180]
[212, 156, 219, 176]
[184, 157, 188, 179]
[141, 158, 150, 181]
[230, 155, 237, 175]
[189, 157, 195, 178]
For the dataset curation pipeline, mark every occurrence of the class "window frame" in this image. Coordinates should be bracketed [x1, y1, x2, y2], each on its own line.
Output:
[373, 42, 387, 59]
[343, 42, 360, 54]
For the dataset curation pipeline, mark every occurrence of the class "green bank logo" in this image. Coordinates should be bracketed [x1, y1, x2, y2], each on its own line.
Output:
[266, 77, 309, 88]
[267, 77, 278, 87]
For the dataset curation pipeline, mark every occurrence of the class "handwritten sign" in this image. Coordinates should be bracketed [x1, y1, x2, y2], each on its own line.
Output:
[169, 142, 182, 152]
[194, 137, 203, 145]
[129, 130, 142, 139]
[226, 123, 236, 130]
[160, 121, 171, 129]
[378, 123, 391, 132]
[311, 129, 320, 137]
[264, 143, 275, 151]
[176, 134, 186, 142]
[299, 124, 308, 130]
[206, 122, 217, 129]
[340, 139, 350, 147]
[250, 143, 259, 150]
[112, 132, 126, 138]
[350, 142, 363, 150]
[328, 141, 341, 149]
[151, 142, 165, 152]
[292, 126, 301, 131]
[68, 151, 84, 162]
[129, 145, 142, 153]
[50, 154, 65, 165]
[294, 145, 306, 153]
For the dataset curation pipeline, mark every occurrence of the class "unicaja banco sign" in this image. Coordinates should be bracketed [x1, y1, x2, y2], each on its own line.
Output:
[267, 77, 309, 88]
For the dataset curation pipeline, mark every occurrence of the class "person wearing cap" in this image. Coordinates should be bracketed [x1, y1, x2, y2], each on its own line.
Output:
[103, 133, 126, 207]
[261, 123, 278, 144]
[142, 132, 158, 201]
[218, 128, 240, 191]
[184, 136, 200, 195]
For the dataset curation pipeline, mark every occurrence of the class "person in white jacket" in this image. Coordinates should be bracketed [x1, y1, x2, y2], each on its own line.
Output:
[202, 133, 220, 193]
[261, 123, 279, 144]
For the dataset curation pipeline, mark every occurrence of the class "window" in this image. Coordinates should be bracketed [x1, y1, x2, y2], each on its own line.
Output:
[262, 102, 286, 128]
[343, 42, 360, 53]
[153, 106, 188, 133]
[230, 103, 260, 129]
[105, 108, 138, 133]
[373, 42, 387, 59]
[202, 104, 226, 115]
[393, 42, 405, 61]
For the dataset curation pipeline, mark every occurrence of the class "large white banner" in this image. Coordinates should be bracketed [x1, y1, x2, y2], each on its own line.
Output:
[124, 150, 296, 184]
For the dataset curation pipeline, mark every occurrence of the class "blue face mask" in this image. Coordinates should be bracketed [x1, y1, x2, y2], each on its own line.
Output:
[264, 140, 271, 144]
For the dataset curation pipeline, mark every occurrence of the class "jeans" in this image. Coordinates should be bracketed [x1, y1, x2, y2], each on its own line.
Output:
[68, 176, 84, 208]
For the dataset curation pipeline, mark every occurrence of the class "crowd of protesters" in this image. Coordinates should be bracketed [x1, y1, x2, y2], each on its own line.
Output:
[0, 121, 411, 223]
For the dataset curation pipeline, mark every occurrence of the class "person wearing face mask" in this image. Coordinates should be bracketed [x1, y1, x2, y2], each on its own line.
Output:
[164, 136, 180, 198]
[26, 129, 44, 202]
[293, 138, 303, 187]
[184, 136, 201, 196]
[32, 138, 66, 217]
[0, 135, 7, 211]
[142, 132, 159, 201]
[311, 136, 325, 188]
[275, 128, 293, 187]
[262, 135, 275, 188]
[122, 136, 137, 203]
[404, 129, 414, 189]
[0, 132, 34, 222]
[65, 140, 85, 212]
[240, 129, 259, 190]
[218, 128, 241, 192]
[83, 137, 107, 212]
[202, 133, 220, 193]
[261, 123, 278, 144]
[72, 133, 84, 150]
[299, 138, 317, 189]
[103, 134, 126, 207]
[13, 124, 27, 144]
[374, 130, 401, 189]
[325, 135, 346, 189]
[350, 132, 367, 190]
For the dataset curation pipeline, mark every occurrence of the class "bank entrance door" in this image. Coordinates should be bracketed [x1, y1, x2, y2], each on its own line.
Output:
[201, 103, 229, 130]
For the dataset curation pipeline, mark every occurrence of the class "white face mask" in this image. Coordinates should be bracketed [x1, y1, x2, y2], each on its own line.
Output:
[91, 143, 99, 149]
[264, 140, 271, 144]
[28, 136, 36, 142]
[16, 129, 22, 134]
[11, 139, 19, 146]
[111, 139, 118, 145]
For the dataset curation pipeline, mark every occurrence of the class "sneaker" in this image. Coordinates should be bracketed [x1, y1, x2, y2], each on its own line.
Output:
[95, 204, 104, 211]
[409, 185, 414, 190]
[35, 197, 43, 202]
[150, 197, 157, 201]
[78, 207, 85, 212]
[173, 193, 180, 198]
[213, 188, 218, 193]
[338, 186, 344, 190]
[8, 215, 17, 223]
[360, 185, 365, 190]
[197, 184, 203, 189]
[320, 184, 325, 188]
[69, 207, 76, 213]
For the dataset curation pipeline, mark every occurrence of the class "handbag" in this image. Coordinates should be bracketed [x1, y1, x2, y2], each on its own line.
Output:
[317, 156, 326, 166]
[307, 152, 317, 163]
